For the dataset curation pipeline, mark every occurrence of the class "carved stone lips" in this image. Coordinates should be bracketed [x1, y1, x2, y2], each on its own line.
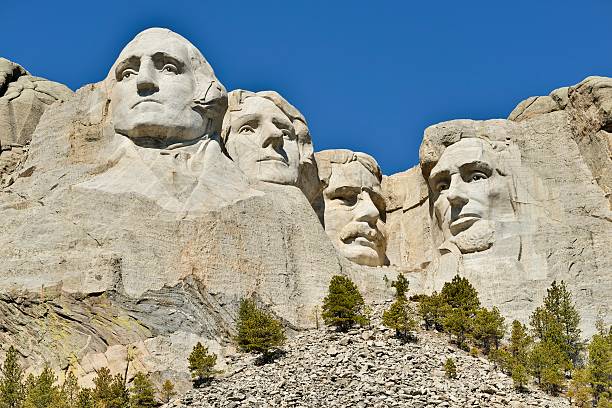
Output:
[450, 214, 480, 235]
[132, 99, 161, 108]
[257, 155, 288, 165]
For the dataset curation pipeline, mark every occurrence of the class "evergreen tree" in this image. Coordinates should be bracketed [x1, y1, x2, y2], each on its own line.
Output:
[488, 348, 512, 373]
[528, 340, 568, 394]
[509, 320, 532, 363]
[588, 328, 612, 405]
[391, 273, 409, 300]
[129, 372, 157, 408]
[107, 374, 129, 408]
[92, 368, 128, 408]
[566, 368, 592, 408]
[76, 389, 94, 408]
[235, 299, 286, 363]
[382, 298, 418, 341]
[511, 361, 529, 391]
[188, 342, 220, 386]
[442, 308, 472, 349]
[0, 346, 24, 408]
[417, 292, 449, 331]
[471, 307, 506, 354]
[440, 275, 480, 313]
[159, 380, 175, 404]
[23, 365, 61, 408]
[530, 280, 582, 366]
[444, 358, 457, 379]
[61, 371, 80, 408]
[321, 275, 369, 332]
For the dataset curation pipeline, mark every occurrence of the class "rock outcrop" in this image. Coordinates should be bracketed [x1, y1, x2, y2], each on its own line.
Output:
[0, 27, 609, 392]
[165, 303, 569, 408]
[0, 58, 73, 185]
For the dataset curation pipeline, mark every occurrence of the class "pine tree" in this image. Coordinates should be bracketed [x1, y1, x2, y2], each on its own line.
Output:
[159, 380, 176, 404]
[417, 292, 449, 331]
[321, 275, 369, 332]
[471, 307, 506, 354]
[511, 361, 529, 391]
[235, 299, 286, 363]
[76, 389, 94, 408]
[530, 280, 582, 367]
[60, 371, 80, 408]
[444, 358, 457, 379]
[509, 320, 532, 363]
[391, 273, 409, 300]
[382, 298, 418, 341]
[588, 328, 612, 405]
[566, 368, 592, 408]
[528, 340, 568, 394]
[23, 364, 61, 408]
[108, 374, 129, 408]
[188, 342, 220, 386]
[0, 346, 24, 408]
[443, 308, 472, 349]
[92, 368, 128, 408]
[129, 372, 157, 408]
[440, 275, 480, 313]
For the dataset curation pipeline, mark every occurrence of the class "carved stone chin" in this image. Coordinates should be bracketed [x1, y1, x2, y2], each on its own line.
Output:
[449, 219, 495, 254]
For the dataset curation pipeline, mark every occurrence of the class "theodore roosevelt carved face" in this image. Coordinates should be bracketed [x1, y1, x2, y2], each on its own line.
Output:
[108, 28, 226, 147]
[317, 150, 387, 267]
[428, 138, 515, 254]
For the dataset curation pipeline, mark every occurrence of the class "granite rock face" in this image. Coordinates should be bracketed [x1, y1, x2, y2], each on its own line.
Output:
[384, 78, 611, 337]
[0, 27, 609, 391]
[0, 29, 396, 388]
[0, 58, 73, 185]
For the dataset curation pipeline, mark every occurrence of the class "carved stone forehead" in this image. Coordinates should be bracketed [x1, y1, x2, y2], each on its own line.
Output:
[430, 138, 498, 177]
[326, 160, 382, 194]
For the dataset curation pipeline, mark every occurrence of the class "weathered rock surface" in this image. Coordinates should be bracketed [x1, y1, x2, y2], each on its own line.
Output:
[0, 58, 73, 185]
[383, 78, 612, 337]
[165, 303, 568, 408]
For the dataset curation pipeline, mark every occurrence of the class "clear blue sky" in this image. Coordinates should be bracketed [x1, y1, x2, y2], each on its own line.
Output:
[2, 1, 611, 175]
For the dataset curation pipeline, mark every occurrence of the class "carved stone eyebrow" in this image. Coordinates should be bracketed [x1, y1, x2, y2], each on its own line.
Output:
[151, 52, 186, 72]
[231, 113, 261, 129]
[114, 56, 140, 80]
[458, 160, 493, 176]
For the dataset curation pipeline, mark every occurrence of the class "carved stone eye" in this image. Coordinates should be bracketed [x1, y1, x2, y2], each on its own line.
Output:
[162, 64, 178, 74]
[239, 125, 255, 134]
[469, 172, 488, 182]
[121, 70, 136, 80]
[436, 182, 449, 192]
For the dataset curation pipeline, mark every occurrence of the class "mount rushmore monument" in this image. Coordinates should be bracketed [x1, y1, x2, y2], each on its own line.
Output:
[0, 28, 610, 386]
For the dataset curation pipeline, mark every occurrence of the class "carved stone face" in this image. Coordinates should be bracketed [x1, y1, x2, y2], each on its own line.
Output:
[109, 31, 205, 145]
[428, 138, 514, 253]
[323, 160, 386, 266]
[225, 96, 300, 185]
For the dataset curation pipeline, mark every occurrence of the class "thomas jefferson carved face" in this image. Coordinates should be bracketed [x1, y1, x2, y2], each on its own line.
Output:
[109, 30, 205, 146]
[224, 96, 300, 185]
[323, 159, 387, 267]
[428, 138, 515, 253]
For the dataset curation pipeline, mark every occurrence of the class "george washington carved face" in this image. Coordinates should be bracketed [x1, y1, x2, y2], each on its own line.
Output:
[108, 28, 226, 147]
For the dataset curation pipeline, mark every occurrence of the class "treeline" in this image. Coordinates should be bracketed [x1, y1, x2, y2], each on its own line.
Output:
[0, 352, 176, 408]
[1, 276, 610, 407]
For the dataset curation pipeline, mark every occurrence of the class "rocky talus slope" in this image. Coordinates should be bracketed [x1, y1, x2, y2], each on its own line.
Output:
[165, 304, 568, 408]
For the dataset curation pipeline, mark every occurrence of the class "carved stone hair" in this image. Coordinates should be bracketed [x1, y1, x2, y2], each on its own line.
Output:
[316, 149, 383, 188]
[105, 28, 227, 137]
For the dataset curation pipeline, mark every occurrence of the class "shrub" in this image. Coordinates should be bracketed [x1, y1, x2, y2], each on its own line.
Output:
[382, 298, 418, 341]
[322, 275, 369, 332]
[235, 298, 286, 363]
[444, 358, 457, 379]
[188, 342, 221, 386]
